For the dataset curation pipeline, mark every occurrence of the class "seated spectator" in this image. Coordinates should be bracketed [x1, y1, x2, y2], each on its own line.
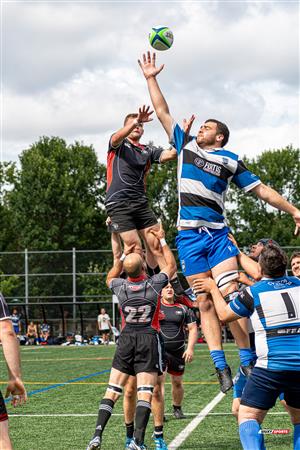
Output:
[39, 321, 50, 345]
[26, 321, 38, 345]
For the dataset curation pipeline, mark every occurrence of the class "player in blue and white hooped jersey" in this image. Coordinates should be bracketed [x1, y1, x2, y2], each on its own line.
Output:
[194, 244, 300, 450]
[138, 51, 300, 393]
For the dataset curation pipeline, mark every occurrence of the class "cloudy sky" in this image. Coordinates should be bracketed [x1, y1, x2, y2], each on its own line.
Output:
[2, 0, 299, 165]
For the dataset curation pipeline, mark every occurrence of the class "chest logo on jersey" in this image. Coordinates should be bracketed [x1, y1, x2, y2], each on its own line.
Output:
[194, 158, 221, 176]
[175, 310, 183, 315]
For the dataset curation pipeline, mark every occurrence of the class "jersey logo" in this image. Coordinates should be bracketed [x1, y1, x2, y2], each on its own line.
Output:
[194, 158, 222, 176]
[128, 285, 142, 291]
[222, 157, 229, 165]
[175, 310, 183, 315]
[124, 142, 131, 149]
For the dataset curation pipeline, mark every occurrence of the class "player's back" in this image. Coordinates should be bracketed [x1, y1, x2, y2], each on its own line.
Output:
[110, 273, 168, 334]
[249, 275, 300, 371]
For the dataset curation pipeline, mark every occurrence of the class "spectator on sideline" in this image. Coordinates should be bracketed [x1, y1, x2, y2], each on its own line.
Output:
[0, 293, 27, 449]
[97, 308, 112, 345]
[26, 321, 38, 345]
[11, 308, 21, 336]
[39, 321, 50, 345]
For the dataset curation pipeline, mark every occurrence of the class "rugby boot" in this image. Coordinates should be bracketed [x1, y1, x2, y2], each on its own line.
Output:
[173, 408, 186, 419]
[86, 435, 101, 450]
[240, 360, 255, 378]
[125, 437, 134, 449]
[128, 439, 147, 450]
[215, 365, 233, 393]
[153, 436, 168, 449]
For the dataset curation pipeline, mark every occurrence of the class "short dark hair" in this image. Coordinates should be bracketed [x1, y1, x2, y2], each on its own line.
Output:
[259, 244, 288, 278]
[124, 113, 138, 125]
[291, 251, 300, 263]
[205, 119, 230, 147]
[257, 238, 280, 247]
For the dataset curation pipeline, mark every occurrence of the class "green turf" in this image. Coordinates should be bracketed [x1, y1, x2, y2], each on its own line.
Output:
[0, 344, 294, 449]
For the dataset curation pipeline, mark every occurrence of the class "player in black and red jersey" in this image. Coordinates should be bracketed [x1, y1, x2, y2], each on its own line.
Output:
[86, 224, 176, 450]
[0, 293, 27, 449]
[159, 284, 198, 419]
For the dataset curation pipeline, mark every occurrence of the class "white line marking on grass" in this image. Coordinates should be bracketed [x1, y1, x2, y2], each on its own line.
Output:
[168, 391, 225, 449]
[8, 412, 288, 418]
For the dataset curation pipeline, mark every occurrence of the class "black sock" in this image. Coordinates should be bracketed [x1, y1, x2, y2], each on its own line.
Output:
[134, 400, 151, 445]
[94, 398, 115, 438]
[173, 405, 182, 411]
[154, 425, 164, 439]
[125, 421, 134, 439]
[170, 277, 185, 296]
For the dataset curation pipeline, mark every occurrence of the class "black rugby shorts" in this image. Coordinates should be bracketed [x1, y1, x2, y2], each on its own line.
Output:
[106, 199, 158, 233]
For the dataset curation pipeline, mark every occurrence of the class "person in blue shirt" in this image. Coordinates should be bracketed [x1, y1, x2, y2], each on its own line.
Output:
[138, 51, 300, 393]
[193, 244, 300, 450]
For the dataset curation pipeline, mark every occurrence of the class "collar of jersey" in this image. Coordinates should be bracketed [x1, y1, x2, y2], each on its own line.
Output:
[128, 274, 147, 282]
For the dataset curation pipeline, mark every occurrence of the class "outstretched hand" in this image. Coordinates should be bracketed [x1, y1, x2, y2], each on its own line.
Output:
[193, 277, 216, 294]
[138, 51, 164, 80]
[136, 105, 154, 125]
[183, 115, 195, 135]
[293, 211, 300, 236]
[148, 220, 165, 241]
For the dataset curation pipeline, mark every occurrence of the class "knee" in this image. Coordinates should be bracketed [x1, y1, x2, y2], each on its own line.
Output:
[231, 399, 240, 420]
[198, 296, 213, 313]
[172, 378, 182, 390]
[124, 386, 136, 400]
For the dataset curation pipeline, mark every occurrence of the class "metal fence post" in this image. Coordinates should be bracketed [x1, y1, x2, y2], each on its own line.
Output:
[72, 248, 76, 328]
[25, 248, 29, 315]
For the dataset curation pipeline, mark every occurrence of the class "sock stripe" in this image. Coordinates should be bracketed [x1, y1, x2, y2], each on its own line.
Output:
[137, 400, 151, 410]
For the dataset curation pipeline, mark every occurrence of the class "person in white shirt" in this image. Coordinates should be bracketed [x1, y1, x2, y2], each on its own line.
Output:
[97, 308, 112, 345]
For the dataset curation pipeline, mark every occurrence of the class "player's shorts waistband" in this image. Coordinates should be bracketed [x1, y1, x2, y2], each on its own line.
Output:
[178, 226, 230, 237]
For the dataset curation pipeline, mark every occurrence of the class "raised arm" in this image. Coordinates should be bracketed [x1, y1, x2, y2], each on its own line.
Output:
[148, 222, 177, 279]
[228, 234, 261, 281]
[251, 183, 300, 236]
[160, 115, 196, 163]
[111, 105, 154, 148]
[138, 52, 173, 139]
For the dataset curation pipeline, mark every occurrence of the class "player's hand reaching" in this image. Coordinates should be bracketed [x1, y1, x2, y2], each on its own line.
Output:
[138, 51, 164, 80]
[148, 220, 165, 242]
[193, 277, 216, 294]
[183, 348, 194, 364]
[293, 210, 300, 236]
[135, 105, 154, 125]
[5, 378, 27, 407]
[183, 115, 195, 135]
[228, 233, 239, 250]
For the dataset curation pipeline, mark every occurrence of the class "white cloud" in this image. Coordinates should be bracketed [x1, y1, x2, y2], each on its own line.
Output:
[2, 0, 299, 165]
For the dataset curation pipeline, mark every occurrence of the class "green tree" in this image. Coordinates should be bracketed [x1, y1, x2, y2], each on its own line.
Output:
[9, 137, 107, 250]
[227, 146, 300, 248]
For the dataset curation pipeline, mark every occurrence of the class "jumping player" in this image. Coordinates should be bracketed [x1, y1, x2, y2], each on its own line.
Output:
[138, 51, 300, 392]
[86, 223, 176, 450]
[193, 244, 300, 450]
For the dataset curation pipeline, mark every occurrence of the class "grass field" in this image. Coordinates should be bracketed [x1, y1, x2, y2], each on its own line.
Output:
[0, 344, 294, 450]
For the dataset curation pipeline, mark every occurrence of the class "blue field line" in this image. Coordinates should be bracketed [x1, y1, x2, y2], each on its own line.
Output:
[5, 368, 110, 403]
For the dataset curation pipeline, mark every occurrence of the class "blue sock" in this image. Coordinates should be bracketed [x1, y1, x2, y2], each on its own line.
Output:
[210, 350, 227, 370]
[239, 420, 265, 450]
[294, 423, 300, 450]
[239, 348, 253, 366]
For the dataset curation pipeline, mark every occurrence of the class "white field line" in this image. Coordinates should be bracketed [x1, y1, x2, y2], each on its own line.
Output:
[168, 391, 225, 449]
[8, 412, 287, 418]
